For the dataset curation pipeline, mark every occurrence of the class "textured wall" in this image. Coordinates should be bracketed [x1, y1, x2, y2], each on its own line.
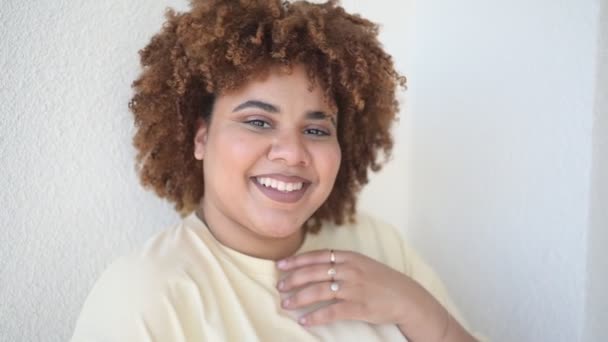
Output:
[0, 1, 187, 341]
[0, 0, 600, 341]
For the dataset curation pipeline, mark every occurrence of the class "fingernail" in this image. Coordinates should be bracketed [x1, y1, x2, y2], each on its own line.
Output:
[277, 259, 287, 269]
[277, 281, 285, 290]
[299, 317, 307, 325]
[282, 299, 290, 308]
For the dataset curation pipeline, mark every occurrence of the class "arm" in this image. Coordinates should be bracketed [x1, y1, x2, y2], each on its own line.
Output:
[395, 277, 477, 341]
[276, 248, 481, 341]
[274, 216, 484, 340]
[397, 233, 480, 341]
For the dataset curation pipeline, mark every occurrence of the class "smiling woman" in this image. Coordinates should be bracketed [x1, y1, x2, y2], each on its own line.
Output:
[71, 0, 483, 341]
[194, 65, 341, 260]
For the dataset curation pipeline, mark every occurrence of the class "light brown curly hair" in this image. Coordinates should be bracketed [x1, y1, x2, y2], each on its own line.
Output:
[128, 0, 406, 232]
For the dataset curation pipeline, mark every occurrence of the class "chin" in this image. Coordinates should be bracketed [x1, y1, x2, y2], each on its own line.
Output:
[252, 214, 306, 239]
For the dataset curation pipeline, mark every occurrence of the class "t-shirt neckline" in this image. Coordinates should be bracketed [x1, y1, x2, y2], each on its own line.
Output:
[184, 211, 313, 279]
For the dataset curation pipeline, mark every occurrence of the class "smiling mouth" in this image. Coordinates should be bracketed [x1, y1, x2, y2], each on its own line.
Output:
[251, 176, 310, 203]
[255, 176, 304, 192]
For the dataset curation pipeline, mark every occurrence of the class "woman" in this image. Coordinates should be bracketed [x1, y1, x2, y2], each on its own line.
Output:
[72, 0, 483, 340]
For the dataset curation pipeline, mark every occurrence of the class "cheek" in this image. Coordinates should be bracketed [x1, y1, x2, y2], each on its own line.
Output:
[314, 142, 341, 184]
[214, 131, 266, 176]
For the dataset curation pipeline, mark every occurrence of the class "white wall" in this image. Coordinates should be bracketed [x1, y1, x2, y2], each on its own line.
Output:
[0, 1, 601, 341]
[401, 0, 599, 340]
[584, 0, 608, 340]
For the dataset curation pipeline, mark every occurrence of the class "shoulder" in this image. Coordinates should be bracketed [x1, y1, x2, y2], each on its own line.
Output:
[85, 250, 190, 303]
[71, 222, 205, 341]
[336, 213, 445, 279]
[313, 212, 408, 272]
[319, 213, 448, 301]
[83, 220, 206, 305]
[336, 214, 485, 338]
[338, 214, 444, 292]
[351, 212, 406, 244]
[320, 211, 405, 243]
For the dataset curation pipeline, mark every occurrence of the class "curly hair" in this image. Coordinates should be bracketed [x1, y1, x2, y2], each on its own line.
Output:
[128, 0, 406, 232]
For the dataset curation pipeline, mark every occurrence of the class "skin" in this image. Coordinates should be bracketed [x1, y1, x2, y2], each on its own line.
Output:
[194, 65, 476, 341]
[193, 64, 341, 260]
[276, 250, 478, 341]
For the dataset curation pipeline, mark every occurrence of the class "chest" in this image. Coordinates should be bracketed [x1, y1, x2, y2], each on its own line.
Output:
[194, 268, 406, 342]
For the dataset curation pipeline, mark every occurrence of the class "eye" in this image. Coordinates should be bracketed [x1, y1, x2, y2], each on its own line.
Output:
[304, 128, 330, 136]
[245, 119, 271, 128]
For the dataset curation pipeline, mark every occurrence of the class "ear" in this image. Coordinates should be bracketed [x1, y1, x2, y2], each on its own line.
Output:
[193, 118, 208, 160]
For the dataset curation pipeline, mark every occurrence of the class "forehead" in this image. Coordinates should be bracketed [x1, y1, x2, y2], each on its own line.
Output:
[217, 65, 336, 111]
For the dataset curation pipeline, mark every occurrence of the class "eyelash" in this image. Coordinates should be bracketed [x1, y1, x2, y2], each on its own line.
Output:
[244, 119, 330, 136]
[245, 119, 271, 129]
[304, 128, 330, 136]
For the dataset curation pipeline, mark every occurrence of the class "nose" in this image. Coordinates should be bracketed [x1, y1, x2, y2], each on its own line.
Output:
[267, 130, 311, 167]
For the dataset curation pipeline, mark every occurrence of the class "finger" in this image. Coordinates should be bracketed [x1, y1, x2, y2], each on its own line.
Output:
[282, 281, 348, 310]
[278, 263, 352, 292]
[277, 249, 350, 271]
[299, 301, 364, 326]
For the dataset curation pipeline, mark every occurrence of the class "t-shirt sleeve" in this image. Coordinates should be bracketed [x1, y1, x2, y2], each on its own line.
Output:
[399, 236, 488, 341]
[70, 255, 206, 342]
[361, 214, 487, 340]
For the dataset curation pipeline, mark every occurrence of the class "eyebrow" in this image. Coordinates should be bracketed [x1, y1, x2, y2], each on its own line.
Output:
[306, 110, 337, 127]
[233, 100, 279, 113]
[232, 100, 337, 127]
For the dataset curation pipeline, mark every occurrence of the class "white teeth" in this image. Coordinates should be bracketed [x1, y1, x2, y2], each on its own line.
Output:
[256, 177, 304, 193]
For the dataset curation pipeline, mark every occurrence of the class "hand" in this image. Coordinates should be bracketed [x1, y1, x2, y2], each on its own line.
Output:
[275, 249, 434, 329]
[276, 249, 478, 341]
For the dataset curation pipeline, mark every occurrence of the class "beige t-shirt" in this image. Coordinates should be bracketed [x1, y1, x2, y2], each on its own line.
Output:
[71, 212, 479, 341]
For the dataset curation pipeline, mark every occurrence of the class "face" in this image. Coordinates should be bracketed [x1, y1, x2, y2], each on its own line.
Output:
[194, 65, 341, 241]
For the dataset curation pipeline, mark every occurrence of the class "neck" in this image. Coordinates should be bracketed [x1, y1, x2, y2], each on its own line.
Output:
[195, 201, 306, 261]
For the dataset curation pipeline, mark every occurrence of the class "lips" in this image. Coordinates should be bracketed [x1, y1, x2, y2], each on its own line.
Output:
[251, 174, 311, 204]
